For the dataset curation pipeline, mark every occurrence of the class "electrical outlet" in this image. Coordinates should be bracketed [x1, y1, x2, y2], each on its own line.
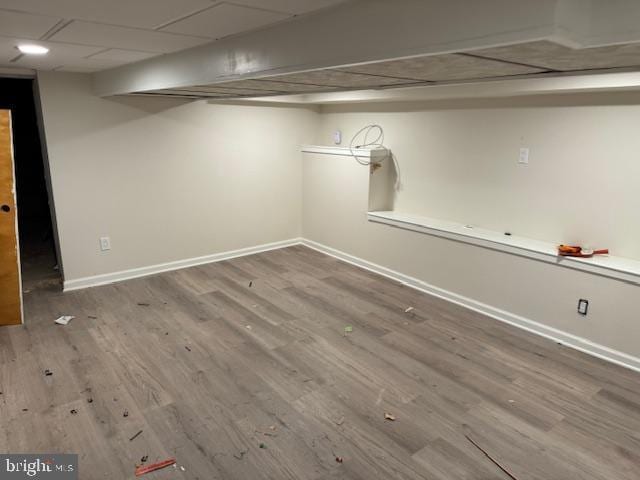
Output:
[577, 299, 589, 316]
[100, 236, 111, 251]
[518, 147, 530, 165]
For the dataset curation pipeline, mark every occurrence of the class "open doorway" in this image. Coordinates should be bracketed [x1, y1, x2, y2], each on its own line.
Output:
[0, 77, 60, 293]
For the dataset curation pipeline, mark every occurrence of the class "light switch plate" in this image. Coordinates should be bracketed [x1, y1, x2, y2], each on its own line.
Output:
[577, 298, 589, 315]
[100, 236, 111, 251]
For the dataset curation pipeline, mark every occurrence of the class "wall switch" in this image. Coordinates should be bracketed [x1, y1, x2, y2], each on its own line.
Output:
[333, 130, 342, 145]
[100, 236, 111, 251]
[518, 147, 530, 164]
[577, 298, 589, 316]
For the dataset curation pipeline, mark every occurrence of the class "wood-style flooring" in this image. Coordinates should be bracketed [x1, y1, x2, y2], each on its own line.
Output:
[1, 245, 639, 479]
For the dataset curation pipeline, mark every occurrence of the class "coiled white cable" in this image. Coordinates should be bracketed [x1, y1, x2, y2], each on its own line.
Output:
[349, 124, 388, 166]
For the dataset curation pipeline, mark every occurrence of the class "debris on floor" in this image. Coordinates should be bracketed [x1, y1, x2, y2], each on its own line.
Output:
[129, 430, 143, 442]
[70, 409, 78, 415]
[22, 408, 28, 412]
[44, 369, 53, 376]
[233, 450, 248, 460]
[179, 466, 186, 472]
[137, 303, 150, 307]
[384, 412, 396, 421]
[123, 410, 129, 417]
[246, 325, 252, 330]
[87, 398, 93, 404]
[140, 456, 148, 464]
[249, 281, 253, 288]
[335, 416, 345, 426]
[55, 315, 75, 325]
[404, 307, 414, 313]
[344, 325, 353, 336]
[464, 434, 519, 480]
[134, 458, 176, 477]
[335, 456, 344, 463]
[259, 443, 267, 449]
[256, 426, 278, 437]
[185, 346, 192, 352]
[87, 315, 98, 320]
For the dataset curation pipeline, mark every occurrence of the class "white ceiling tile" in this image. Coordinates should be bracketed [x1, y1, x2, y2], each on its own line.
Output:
[161, 3, 288, 39]
[0, 36, 105, 70]
[0, 9, 61, 39]
[0, 0, 216, 29]
[55, 57, 126, 72]
[87, 49, 158, 63]
[229, 0, 349, 15]
[48, 21, 211, 53]
[0, 41, 18, 63]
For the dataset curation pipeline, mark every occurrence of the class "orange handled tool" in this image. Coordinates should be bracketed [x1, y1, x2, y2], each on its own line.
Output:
[558, 245, 609, 258]
[135, 458, 176, 477]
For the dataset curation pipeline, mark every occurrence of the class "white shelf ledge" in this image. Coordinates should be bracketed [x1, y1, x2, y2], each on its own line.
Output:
[301, 145, 389, 161]
[368, 211, 640, 285]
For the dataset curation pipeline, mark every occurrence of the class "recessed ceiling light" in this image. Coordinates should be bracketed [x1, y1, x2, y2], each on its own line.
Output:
[17, 44, 49, 55]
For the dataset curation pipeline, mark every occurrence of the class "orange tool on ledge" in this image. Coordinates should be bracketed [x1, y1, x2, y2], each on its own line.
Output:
[558, 245, 609, 258]
[135, 458, 176, 477]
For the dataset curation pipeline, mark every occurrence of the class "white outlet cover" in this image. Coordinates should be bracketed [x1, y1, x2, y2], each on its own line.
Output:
[519, 147, 530, 164]
[100, 236, 111, 251]
[333, 130, 342, 145]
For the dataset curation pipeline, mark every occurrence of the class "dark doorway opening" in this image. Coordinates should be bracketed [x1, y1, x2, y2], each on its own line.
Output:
[0, 77, 60, 292]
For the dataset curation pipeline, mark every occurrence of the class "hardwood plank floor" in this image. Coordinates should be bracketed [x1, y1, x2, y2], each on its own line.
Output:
[1, 245, 639, 479]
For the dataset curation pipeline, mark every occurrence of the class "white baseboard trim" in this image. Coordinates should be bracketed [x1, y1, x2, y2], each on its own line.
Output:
[63, 238, 302, 292]
[301, 238, 640, 373]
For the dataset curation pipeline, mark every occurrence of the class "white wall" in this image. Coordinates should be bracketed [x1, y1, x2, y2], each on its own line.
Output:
[303, 95, 640, 360]
[36, 72, 640, 364]
[37, 72, 317, 282]
[321, 96, 640, 260]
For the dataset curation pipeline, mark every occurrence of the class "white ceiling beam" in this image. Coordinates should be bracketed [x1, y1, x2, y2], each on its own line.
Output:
[93, 0, 562, 96]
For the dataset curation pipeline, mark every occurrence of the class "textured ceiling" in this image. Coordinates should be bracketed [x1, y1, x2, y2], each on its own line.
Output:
[135, 39, 640, 100]
[336, 53, 545, 81]
[470, 40, 640, 71]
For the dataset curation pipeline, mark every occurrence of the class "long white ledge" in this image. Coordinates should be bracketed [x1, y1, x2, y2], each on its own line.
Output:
[368, 210, 640, 285]
[301, 145, 389, 161]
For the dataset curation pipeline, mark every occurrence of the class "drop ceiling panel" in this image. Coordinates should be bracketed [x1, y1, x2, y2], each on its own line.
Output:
[231, 0, 349, 15]
[160, 3, 288, 39]
[0, 0, 216, 29]
[337, 53, 544, 82]
[215, 79, 340, 92]
[471, 40, 640, 71]
[54, 58, 123, 73]
[266, 70, 421, 88]
[0, 37, 106, 70]
[0, 41, 17, 63]
[49, 20, 210, 53]
[86, 49, 157, 63]
[0, 9, 61, 39]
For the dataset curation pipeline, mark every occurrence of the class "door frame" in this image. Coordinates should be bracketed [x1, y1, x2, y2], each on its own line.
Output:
[0, 70, 65, 285]
[1, 109, 24, 324]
